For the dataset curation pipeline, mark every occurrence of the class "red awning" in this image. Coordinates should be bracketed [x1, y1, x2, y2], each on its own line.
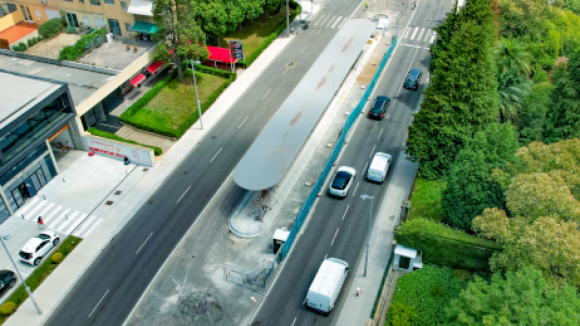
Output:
[147, 61, 163, 74]
[129, 73, 146, 87]
[207, 46, 237, 64]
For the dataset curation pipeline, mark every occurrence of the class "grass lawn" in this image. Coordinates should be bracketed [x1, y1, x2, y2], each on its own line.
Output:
[126, 70, 227, 137]
[220, 7, 295, 59]
[407, 178, 447, 222]
[0, 236, 81, 323]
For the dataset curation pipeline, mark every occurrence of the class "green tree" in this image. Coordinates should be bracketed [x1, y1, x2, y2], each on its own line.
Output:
[429, 10, 459, 74]
[545, 50, 580, 142]
[196, 0, 228, 46]
[443, 123, 520, 231]
[406, 19, 499, 179]
[497, 69, 533, 122]
[153, 0, 208, 83]
[517, 82, 553, 145]
[494, 38, 533, 76]
[446, 266, 580, 325]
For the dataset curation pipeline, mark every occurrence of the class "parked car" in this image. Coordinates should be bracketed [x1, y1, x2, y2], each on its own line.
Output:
[368, 96, 391, 120]
[367, 152, 392, 183]
[305, 258, 349, 314]
[0, 269, 16, 297]
[19, 231, 60, 266]
[329, 166, 356, 197]
[403, 69, 423, 90]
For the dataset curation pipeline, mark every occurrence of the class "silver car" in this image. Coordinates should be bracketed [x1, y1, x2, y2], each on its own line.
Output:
[329, 166, 356, 197]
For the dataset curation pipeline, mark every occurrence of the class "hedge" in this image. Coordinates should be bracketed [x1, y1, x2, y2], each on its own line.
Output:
[11, 42, 27, 52]
[59, 28, 107, 61]
[120, 71, 176, 120]
[182, 62, 237, 81]
[87, 127, 163, 156]
[395, 218, 503, 271]
[244, 0, 301, 67]
[38, 18, 64, 39]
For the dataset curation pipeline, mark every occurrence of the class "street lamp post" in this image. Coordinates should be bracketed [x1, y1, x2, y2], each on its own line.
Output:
[191, 59, 203, 130]
[360, 194, 374, 277]
[0, 235, 42, 315]
[286, 0, 290, 36]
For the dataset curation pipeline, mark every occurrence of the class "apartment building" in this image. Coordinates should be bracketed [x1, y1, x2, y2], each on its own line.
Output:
[0, 0, 155, 38]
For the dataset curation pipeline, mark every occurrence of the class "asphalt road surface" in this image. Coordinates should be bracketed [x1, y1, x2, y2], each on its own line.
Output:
[251, 0, 454, 325]
[45, 1, 365, 326]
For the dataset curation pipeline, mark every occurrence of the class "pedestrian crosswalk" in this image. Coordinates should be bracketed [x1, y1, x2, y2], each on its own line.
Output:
[15, 197, 102, 239]
[310, 14, 349, 29]
[402, 26, 437, 45]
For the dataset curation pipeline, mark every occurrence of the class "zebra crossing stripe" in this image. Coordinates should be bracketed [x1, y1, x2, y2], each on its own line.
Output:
[56, 211, 80, 232]
[65, 214, 88, 235]
[430, 32, 437, 43]
[423, 29, 431, 42]
[319, 15, 332, 26]
[44, 205, 63, 223]
[315, 15, 326, 26]
[48, 208, 71, 229]
[410, 27, 419, 40]
[403, 27, 412, 39]
[331, 16, 343, 29]
[417, 28, 425, 41]
[37, 202, 55, 220]
[338, 17, 348, 29]
[81, 218, 102, 239]
[73, 215, 97, 237]
[26, 201, 48, 220]
[16, 197, 39, 215]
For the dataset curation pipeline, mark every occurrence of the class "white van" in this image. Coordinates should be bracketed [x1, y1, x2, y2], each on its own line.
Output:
[305, 258, 349, 314]
[367, 152, 392, 183]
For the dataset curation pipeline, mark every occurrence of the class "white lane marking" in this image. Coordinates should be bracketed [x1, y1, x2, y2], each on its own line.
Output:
[89, 289, 109, 318]
[323, 15, 334, 27]
[400, 43, 430, 50]
[262, 89, 271, 100]
[81, 218, 102, 238]
[291, 317, 297, 326]
[403, 26, 411, 39]
[316, 28, 322, 35]
[303, 298, 307, 305]
[324, 254, 328, 259]
[397, 48, 420, 96]
[363, 161, 369, 175]
[417, 28, 425, 41]
[26, 200, 48, 219]
[56, 211, 80, 232]
[410, 26, 419, 40]
[44, 205, 62, 223]
[48, 208, 71, 229]
[238, 116, 249, 128]
[338, 17, 348, 29]
[65, 213, 88, 234]
[331, 228, 339, 246]
[430, 32, 437, 44]
[283, 67, 290, 74]
[423, 29, 431, 42]
[369, 145, 376, 157]
[73, 215, 97, 237]
[176, 185, 191, 204]
[210, 147, 223, 162]
[301, 45, 308, 53]
[37, 202, 55, 219]
[331, 16, 342, 29]
[342, 205, 349, 220]
[386, 113, 390, 119]
[136, 233, 153, 254]
[16, 197, 40, 215]
[378, 128, 383, 140]
[353, 182, 359, 197]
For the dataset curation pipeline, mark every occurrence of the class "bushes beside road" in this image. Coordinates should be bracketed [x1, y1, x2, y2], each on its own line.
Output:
[87, 128, 162, 156]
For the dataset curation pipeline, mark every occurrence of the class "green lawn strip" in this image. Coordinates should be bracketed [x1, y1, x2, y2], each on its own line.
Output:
[87, 127, 162, 156]
[220, 2, 299, 67]
[385, 266, 470, 325]
[0, 236, 82, 323]
[407, 178, 446, 222]
[124, 70, 229, 139]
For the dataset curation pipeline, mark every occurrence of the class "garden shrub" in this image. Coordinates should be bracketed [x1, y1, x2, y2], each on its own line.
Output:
[182, 62, 237, 80]
[387, 302, 416, 326]
[12, 42, 27, 52]
[395, 218, 503, 271]
[0, 302, 16, 316]
[59, 29, 107, 61]
[39, 18, 64, 39]
[87, 128, 162, 156]
[51, 252, 64, 264]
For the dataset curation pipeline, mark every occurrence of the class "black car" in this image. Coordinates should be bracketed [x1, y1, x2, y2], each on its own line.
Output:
[403, 69, 422, 90]
[368, 96, 391, 120]
[0, 269, 16, 297]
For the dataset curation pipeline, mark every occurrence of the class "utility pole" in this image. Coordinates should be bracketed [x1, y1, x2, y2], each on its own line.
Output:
[286, 0, 291, 36]
[191, 59, 203, 130]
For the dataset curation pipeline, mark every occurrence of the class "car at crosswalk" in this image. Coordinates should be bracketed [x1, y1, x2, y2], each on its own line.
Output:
[18, 231, 60, 265]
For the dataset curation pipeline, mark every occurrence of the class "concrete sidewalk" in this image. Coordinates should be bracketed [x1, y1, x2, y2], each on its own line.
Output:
[3, 23, 296, 326]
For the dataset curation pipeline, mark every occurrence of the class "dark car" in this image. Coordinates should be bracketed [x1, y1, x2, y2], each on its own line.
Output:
[0, 269, 17, 297]
[403, 69, 423, 90]
[368, 96, 391, 120]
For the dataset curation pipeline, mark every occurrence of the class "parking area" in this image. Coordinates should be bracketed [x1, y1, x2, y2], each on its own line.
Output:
[24, 33, 81, 60]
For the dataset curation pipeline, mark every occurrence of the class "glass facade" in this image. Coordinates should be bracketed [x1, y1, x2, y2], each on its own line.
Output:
[0, 95, 72, 163]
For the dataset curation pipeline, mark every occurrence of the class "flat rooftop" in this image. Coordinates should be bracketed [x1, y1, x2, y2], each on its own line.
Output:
[0, 71, 61, 125]
[0, 54, 114, 106]
[0, 22, 37, 45]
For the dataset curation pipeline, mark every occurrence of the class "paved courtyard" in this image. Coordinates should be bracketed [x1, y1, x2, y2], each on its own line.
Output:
[24, 33, 81, 60]
[79, 38, 155, 70]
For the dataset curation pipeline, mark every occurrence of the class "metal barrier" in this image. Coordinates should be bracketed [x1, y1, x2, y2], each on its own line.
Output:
[282, 37, 398, 260]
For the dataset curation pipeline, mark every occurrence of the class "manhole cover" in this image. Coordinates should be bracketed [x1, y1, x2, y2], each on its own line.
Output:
[286, 61, 296, 68]
[105, 201, 114, 205]
[114, 191, 122, 195]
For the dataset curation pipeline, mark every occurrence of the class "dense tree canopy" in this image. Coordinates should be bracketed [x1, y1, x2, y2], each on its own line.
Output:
[443, 123, 520, 230]
[446, 266, 580, 325]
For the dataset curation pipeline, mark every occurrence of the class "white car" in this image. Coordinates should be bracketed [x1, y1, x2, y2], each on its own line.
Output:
[329, 166, 356, 197]
[19, 231, 60, 266]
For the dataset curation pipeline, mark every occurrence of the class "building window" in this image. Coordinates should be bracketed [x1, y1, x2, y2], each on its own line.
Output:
[125, 22, 131, 32]
[35, 9, 41, 19]
[89, 0, 100, 6]
[104, 0, 114, 4]
[6, 3, 17, 13]
[79, 0, 85, 4]
[120, 0, 127, 10]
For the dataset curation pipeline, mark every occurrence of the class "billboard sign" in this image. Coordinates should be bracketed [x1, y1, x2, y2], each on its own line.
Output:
[230, 40, 243, 60]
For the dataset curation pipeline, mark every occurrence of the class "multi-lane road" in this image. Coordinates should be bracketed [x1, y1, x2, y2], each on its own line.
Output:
[252, 0, 453, 324]
[45, 1, 366, 326]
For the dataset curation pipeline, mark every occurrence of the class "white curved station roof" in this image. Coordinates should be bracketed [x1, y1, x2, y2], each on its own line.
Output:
[233, 19, 376, 191]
